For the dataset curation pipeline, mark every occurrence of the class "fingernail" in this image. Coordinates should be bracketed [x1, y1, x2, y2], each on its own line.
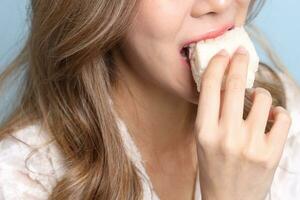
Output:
[236, 46, 248, 54]
[217, 49, 228, 56]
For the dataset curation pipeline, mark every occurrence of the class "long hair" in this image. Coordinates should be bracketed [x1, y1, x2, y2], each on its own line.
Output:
[0, 0, 298, 199]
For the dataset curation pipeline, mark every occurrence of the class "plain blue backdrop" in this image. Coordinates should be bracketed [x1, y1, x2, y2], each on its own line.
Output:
[0, 0, 299, 120]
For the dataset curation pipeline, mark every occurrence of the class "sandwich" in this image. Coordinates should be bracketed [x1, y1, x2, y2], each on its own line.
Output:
[186, 26, 259, 92]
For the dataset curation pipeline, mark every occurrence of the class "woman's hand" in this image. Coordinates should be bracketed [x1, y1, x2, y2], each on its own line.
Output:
[194, 47, 292, 200]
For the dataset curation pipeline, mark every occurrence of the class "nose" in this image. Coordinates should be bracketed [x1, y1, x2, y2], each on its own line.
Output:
[191, 0, 234, 17]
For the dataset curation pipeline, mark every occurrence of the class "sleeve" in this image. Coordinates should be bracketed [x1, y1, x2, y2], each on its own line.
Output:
[269, 71, 300, 199]
[276, 70, 300, 138]
[0, 125, 65, 200]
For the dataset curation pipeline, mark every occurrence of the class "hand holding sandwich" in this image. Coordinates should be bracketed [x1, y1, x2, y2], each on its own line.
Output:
[194, 47, 292, 200]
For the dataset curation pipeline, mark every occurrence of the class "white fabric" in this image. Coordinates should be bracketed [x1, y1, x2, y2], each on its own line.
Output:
[0, 70, 300, 200]
[0, 124, 66, 200]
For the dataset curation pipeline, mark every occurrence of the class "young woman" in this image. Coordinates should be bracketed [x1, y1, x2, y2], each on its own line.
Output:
[0, 0, 299, 199]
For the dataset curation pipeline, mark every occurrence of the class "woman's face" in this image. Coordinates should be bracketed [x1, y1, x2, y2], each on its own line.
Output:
[118, 0, 252, 104]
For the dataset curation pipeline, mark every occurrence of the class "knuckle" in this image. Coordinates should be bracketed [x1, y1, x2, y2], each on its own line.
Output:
[197, 135, 218, 150]
[260, 157, 277, 170]
[243, 149, 276, 169]
[225, 74, 244, 91]
[195, 125, 219, 150]
[242, 148, 258, 161]
[220, 139, 241, 156]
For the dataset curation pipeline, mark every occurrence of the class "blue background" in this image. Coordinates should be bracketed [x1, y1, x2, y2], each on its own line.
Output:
[0, 0, 299, 120]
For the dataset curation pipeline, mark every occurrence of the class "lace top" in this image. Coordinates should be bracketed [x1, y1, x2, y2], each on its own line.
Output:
[0, 70, 300, 200]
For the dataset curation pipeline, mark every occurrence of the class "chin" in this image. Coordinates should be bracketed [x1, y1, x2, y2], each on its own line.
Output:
[186, 90, 200, 105]
[174, 83, 200, 105]
[170, 72, 200, 105]
[184, 77, 200, 105]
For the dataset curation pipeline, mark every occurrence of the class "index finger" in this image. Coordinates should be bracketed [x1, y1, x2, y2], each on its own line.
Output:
[196, 49, 229, 128]
[220, 46, 249, 129]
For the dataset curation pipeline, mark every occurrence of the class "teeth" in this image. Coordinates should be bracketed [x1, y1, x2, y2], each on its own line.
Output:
[183, 44, 189, 49]
[184, 43, 196, 48]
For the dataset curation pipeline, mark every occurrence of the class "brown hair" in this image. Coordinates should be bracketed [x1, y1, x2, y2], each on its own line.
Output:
[0, 0, 298, 199]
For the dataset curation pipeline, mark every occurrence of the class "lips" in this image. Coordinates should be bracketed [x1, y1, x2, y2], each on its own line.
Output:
[180, 23, 235, 50]
[179, 23, 235, 67]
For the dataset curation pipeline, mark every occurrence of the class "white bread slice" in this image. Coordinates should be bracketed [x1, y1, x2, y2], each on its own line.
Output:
[188, 26, 259, 92]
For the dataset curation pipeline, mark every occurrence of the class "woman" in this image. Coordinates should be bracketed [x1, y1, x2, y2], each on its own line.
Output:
[0, 0, 299, 199]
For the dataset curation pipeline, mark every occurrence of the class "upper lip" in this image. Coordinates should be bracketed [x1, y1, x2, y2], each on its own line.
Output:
[180, 23, 235, 50]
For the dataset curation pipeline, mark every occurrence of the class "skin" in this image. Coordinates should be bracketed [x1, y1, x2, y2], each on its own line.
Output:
[111, 0, 292, 199]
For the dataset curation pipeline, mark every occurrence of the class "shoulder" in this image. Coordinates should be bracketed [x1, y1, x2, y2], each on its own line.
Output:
[0, 122, 66, 199]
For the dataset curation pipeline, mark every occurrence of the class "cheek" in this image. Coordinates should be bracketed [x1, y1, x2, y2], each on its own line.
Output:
[117, 0, 200, 102]
[120, 33, 197, 104]
[132, 0, 188, 40]
[121, 0, 193, 84]
[237, 0, 252, 5]
[237, 0, 252, 12]
[120, 40, 198, 103]
[121, 35, 182, 86]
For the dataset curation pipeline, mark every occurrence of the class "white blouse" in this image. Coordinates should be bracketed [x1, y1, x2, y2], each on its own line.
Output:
[0, 70, 300, 200]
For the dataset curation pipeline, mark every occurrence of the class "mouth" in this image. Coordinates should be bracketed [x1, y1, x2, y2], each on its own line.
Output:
[179, 24, 235, 67]
[180, 45, 192, 67]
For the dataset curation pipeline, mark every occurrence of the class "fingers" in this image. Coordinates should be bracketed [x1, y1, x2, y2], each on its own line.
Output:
[220, 46, 249, 130]
[266, 106, 292, 152]
[245, 87, 273, 139]
[245, 89, 292, 163]
[197, 49, 229, 128]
